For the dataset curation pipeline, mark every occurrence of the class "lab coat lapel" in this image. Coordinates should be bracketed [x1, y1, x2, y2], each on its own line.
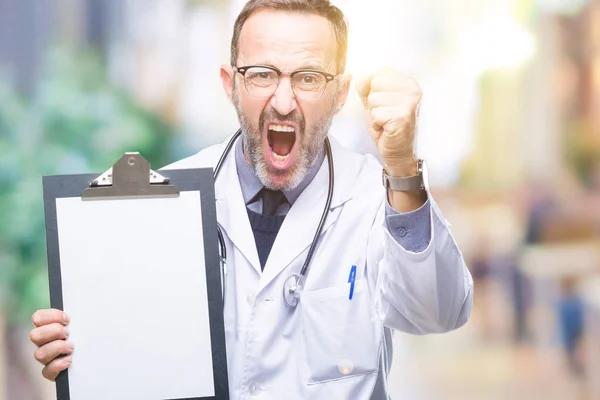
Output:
[259, 137, 356, 292]
[214, 142, 262, 275]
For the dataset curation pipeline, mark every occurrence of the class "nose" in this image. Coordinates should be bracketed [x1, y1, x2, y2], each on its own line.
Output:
[270, 76, 298, 116]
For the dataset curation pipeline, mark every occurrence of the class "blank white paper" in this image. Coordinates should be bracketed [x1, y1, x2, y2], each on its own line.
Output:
[56, 191, 215, 400]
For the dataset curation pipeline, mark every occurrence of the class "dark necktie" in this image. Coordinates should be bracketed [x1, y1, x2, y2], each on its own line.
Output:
[260, 188, 287, 216]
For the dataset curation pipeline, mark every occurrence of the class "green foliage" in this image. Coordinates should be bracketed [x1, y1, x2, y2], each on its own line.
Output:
[0, 47, 175, 324]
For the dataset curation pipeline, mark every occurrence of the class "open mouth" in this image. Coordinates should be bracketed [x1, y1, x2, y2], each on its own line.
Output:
[266, 123, 297, 164]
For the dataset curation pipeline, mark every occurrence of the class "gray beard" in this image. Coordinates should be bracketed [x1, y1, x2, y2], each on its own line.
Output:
[233, 92, 337, 191]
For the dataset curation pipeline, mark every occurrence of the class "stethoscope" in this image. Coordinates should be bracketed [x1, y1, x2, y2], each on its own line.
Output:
[214, 128, 334, 307]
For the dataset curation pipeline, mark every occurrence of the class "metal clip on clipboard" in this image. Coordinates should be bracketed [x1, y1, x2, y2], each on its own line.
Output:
[81, 152, 180, 200]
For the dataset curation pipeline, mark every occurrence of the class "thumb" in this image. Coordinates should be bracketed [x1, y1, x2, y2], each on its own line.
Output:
[355, 73, 374, 109]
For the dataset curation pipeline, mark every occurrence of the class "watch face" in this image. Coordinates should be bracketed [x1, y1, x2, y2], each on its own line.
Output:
[421, 159, 430, 191]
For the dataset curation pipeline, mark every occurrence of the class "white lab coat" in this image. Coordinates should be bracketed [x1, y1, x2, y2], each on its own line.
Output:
[164, 135, 473, 400]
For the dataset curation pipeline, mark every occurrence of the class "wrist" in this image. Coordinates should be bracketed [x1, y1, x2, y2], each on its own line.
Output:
[384, 157, 419, 177]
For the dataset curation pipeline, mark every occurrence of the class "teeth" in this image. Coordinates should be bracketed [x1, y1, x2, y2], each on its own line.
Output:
[272, 151, 290, 161]
[268, 124, 295, 132]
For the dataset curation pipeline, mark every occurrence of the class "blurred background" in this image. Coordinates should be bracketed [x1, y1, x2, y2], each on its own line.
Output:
[0, 0, 599, 399]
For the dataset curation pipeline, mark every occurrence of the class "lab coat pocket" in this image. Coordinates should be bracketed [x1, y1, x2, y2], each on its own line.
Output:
[301, 279, 380, 385]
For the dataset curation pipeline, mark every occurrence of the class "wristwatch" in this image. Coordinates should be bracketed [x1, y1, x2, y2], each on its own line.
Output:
[382, 159, 428, 191]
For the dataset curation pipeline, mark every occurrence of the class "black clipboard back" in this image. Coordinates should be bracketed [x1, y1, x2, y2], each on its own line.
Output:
[42, 152, 229, 400]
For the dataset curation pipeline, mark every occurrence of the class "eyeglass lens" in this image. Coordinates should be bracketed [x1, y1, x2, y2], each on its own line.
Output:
[243, 67, 328, 101]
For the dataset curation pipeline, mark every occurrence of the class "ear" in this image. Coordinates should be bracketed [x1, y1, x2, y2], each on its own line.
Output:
[334, 74, 352, 114]
[220, 64, 235, 103]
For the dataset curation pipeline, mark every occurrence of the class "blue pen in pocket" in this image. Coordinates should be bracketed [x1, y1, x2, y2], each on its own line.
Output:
[348, 265, 356, 300]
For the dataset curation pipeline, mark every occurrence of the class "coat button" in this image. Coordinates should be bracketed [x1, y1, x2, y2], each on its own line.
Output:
[248, 382, 261, 396]
[338, 358, 354, 375]
[396, 227, 407, 237]
[246, 293, 256, 306]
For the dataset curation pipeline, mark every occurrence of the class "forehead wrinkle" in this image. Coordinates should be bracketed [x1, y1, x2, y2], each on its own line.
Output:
[237, 10, 337, 72]
[239, 40, 336, 73]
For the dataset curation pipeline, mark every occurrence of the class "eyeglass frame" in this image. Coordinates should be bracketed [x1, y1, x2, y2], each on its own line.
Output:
[233, 65, 338, 102]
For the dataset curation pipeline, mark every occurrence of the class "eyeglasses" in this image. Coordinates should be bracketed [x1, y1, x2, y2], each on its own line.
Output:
[234, 65, 337, 102]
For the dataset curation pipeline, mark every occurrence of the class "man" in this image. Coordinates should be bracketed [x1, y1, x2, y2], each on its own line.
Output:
[29, 1, 473, 398]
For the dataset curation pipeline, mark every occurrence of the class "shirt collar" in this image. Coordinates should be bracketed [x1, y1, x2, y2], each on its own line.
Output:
[234, 134, 325, 206]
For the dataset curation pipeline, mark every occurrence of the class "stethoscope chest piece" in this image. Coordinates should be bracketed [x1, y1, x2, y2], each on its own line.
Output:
[283, 274, 303, 307]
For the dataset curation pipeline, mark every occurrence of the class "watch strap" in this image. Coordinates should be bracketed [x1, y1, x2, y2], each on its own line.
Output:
[382, 160, 425, 191]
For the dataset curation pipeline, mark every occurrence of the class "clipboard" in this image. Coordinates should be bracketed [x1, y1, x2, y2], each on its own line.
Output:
[43, 153, 229, 400]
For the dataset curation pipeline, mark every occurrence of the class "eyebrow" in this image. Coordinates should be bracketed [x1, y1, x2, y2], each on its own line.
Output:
[251, 62, 327, 72]
[297, 63, 326, 71]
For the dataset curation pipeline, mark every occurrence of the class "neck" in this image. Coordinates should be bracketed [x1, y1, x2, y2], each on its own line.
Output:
[242, 135, 253, 167]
